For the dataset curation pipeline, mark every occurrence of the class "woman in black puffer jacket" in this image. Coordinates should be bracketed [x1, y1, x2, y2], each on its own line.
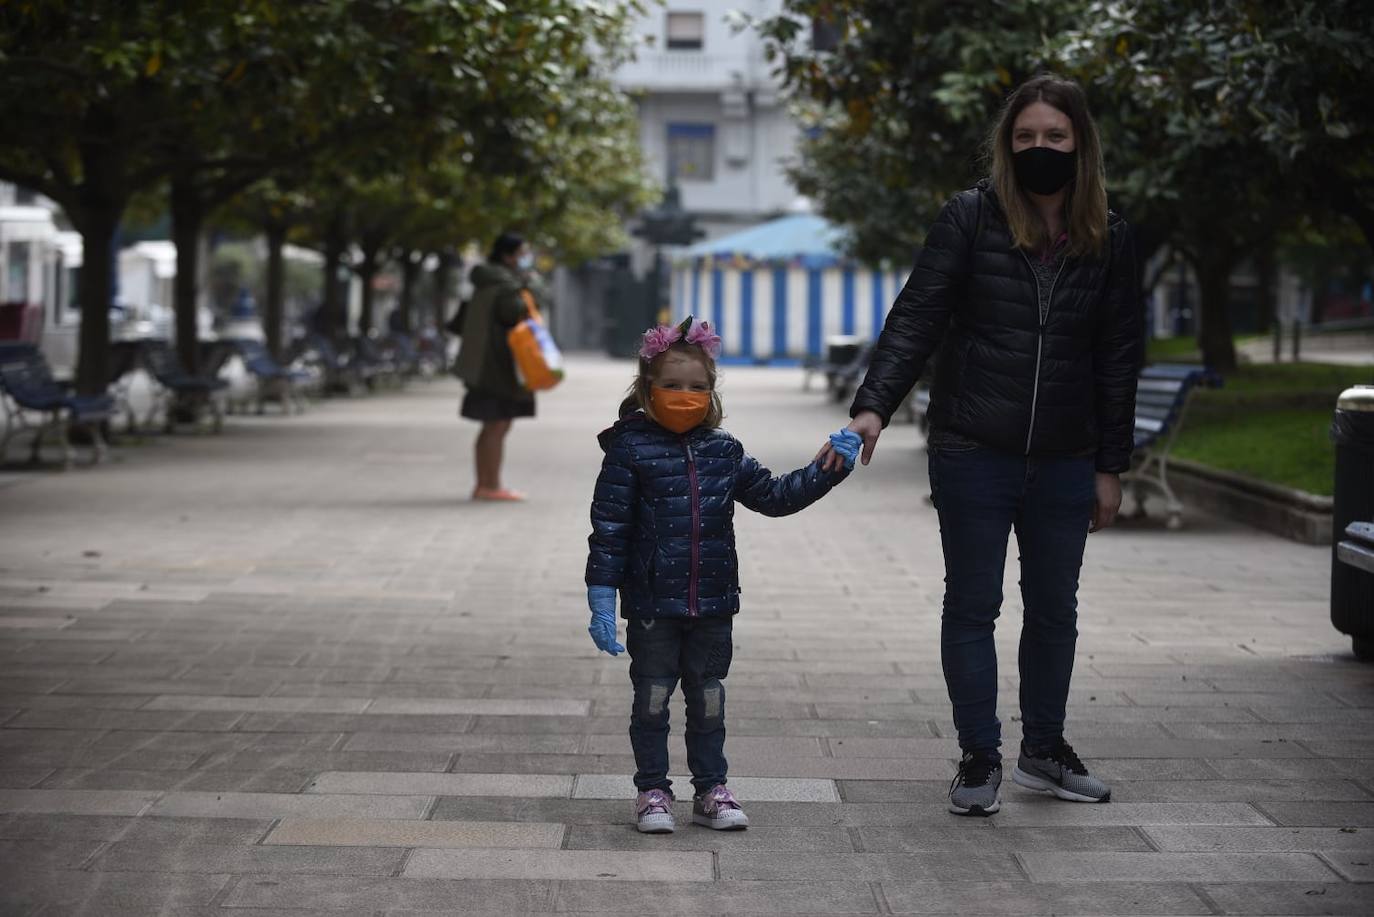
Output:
[820, 75, 1143, 817]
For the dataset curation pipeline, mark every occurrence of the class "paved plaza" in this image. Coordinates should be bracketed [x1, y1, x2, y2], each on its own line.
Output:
[1, 356, 1372, 916]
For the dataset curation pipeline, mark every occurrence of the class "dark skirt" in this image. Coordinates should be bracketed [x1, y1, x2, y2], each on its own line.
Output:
[461, 388, 535, 422]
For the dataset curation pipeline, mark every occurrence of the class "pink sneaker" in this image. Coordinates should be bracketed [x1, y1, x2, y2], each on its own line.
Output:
[692, 784, 749, 830]
[635, 788, 675, 833]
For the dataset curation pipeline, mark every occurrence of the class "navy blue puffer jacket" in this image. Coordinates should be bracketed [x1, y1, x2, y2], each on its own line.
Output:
[586, 413, 847, 618]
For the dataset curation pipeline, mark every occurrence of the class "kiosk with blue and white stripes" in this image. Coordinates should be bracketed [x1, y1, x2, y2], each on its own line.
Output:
[670, 214, 909, 365]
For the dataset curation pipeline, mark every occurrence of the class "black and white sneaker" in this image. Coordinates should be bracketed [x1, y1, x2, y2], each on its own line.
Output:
[1012, 738, 1111, 803]
[948, 749, 1002, 816]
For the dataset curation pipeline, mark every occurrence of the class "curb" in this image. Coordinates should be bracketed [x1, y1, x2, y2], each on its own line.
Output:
[1169, 458, 1333, 545]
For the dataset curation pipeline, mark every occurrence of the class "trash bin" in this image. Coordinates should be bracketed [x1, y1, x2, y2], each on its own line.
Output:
[1331, 385, 1374, 660]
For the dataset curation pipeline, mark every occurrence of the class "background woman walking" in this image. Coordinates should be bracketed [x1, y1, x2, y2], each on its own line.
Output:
[819, 74, 1143, 816]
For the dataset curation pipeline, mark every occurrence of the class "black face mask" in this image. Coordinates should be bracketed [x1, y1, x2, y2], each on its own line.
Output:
[1013, 146, 1076, 196]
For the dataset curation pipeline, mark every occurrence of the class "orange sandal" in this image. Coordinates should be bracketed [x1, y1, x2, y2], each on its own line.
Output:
[473, 487, 526, 502]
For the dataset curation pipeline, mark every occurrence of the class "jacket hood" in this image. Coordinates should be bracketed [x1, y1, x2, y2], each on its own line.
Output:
[470, 262, 517, 288]
[598, 412, 654, 452]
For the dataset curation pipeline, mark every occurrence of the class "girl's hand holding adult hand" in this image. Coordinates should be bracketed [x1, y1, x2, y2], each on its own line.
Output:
[1090, 472, 1122, 533]
[816, 410, 884, 473]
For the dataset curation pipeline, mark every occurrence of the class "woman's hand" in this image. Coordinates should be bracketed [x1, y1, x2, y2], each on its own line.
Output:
[816, 411, 884, 473]
[1090, 472, 1122, 533]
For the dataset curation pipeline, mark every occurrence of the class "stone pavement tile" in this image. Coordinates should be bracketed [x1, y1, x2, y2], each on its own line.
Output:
[343, 732, 583, 754]
[1016, 851, 1338, 883]
[1257, 802, 1374, 827]
[566, 824, 855, 852]
[0, 869, 230, 917]
[553, 880, 880, 914]
[265, 817, 563, 849]
[365, 698, 592, 716]
[0, 788, 160, 816]
[271, 682, 491, 700]
[825, 738, 960, 758]
[880, 880, 1209, 914]
[89, 840, 406, 876]
[1144, 826, 1374, 851]
[141, 694, 374, 713]
[449, 752, 953, 782]
[174, 768, 317, 793]
[580, 735, 825, 758]
[572, 774, 839, 802]
[0, 769, 53, 788]
[0, 617, 75, 630]
[1202, 881, 1374, 914]
[1320, 851, 1374, 881]
[0, 838, 103, 870]
[234, 712, 473, 733]
[1298, 740, 1374, 758]
[36, 768, 192, 791]
[0, 813, 134, 841]
[0, 728, 104, 749]
[990, 802, 1272, 827]
[92, 728, 345, 752]
[403, 847, 714, 881]
[1206, 758, 1374, 779]
[0, 748, 203, 770]
[837, 781, 948, 803]
[718, 851, 1017, 881]
[5, 708, 243, 731]
[2, 693, 154, 710]
[857, 825, 1153, 852]
[1094, 779, 1370, 802]
[307, 771, 573, 798]
[145, 791, 430, 819]
[1167, 722, 1371, 741]
[117, 815, 275, 845]
[223, 876, 555, 912]
[204, 750, 454, 773]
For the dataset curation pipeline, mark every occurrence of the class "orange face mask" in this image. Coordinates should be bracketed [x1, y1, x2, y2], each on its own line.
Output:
[650, 387, 711, 434]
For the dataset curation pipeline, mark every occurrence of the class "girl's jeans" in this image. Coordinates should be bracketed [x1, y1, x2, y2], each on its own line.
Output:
[928, 445, 1095, 754]
[626, 616, 733, 797]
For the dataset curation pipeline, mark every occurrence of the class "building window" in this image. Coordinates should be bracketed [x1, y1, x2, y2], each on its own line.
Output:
[666, 12, 704, 51]
[812, 14, 842, 52]
[667, 123, 715, 181]
[6, 242, 29, 302]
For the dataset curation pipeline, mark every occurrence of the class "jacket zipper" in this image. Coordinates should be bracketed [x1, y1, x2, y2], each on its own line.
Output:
[683, 437, 701, 616]
[1019, 251, 1067, 455]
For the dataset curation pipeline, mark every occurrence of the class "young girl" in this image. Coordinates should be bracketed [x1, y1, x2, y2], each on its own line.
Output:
[585, 315, 861, 833]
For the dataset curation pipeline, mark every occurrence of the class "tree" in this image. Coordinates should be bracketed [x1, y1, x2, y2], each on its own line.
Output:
[0, 4, 184, 393]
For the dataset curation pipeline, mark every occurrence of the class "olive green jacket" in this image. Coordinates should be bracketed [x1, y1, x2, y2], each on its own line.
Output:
[453, 263, 532, 402]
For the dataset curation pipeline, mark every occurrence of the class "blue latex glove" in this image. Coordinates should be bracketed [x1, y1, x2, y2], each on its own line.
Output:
[828, 429, 862, 471]
[587, 586, 624, 656]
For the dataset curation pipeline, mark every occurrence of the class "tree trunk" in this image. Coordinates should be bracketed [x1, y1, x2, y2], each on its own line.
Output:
[170, 174, 204, 373]
[431, 249, 457, 330]
[1254, 242, 1277, 335]
[1195, 254, 1238, 372]
[73, 208, 120, 396]
[354, 243, 381, 336]
[264, 220, 288, 361]
[321, 209, 348, 336]
[397, 251, 421, 333]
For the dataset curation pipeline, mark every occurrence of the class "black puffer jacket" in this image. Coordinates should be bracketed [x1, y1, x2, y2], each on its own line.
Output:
[851, 183, 1143, 473]
[586, 414, 846, 618]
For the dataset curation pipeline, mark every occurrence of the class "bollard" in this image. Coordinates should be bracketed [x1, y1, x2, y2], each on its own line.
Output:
[1331, 385, 1374, 660]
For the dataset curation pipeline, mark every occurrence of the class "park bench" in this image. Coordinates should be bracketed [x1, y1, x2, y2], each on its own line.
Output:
[229, 338, 310, 414]
[353, 334, 400, 390]
[1120, 363, 1223, 529]
[300, 333, 363, 396]
[142, 340, 228, 433]
[1338, 522, 1374, 575]
[909, 362, 1222, 529]
[0, 341, 113, 467]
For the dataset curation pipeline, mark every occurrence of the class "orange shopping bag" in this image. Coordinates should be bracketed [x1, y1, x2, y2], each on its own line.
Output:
[507, 291, 564, 392]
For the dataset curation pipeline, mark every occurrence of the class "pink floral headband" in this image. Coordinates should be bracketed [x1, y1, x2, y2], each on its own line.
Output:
[639, 315, 722, 361]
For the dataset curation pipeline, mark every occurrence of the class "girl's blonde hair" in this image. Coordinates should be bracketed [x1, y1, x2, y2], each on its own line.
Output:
[988, 74, 1109, 259]
[619, 343, 725, 429]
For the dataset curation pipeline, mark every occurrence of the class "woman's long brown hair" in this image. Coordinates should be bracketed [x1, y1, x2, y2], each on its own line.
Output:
[989, 75, 1108, 259]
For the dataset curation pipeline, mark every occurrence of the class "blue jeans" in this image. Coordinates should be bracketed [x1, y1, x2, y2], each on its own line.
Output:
[928, 445, 1095, 754]
[626, 616, 733, 796]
